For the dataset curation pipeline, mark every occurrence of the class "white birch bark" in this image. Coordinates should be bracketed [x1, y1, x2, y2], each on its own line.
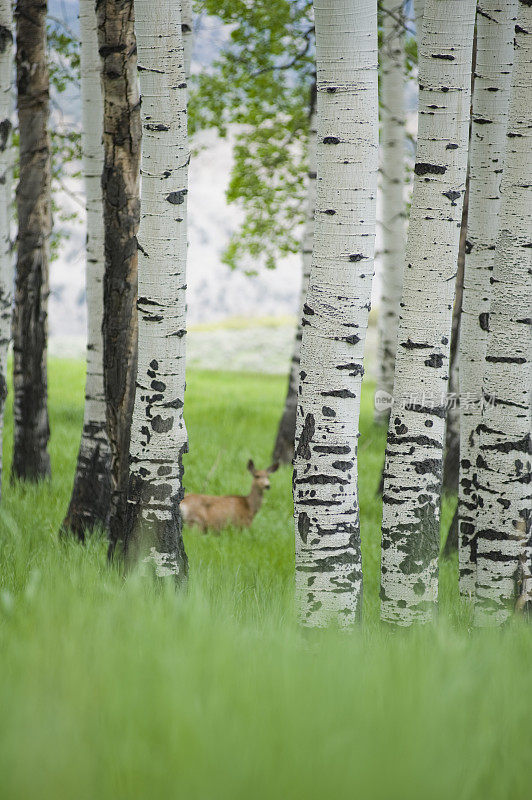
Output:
[474, 2, 532, 626]
[294, 0, 378, 627]
[413, 0, 425, 31]
[272, 104, 317, 463]
[62, 0, 111, 536]
[0, 0, 13, 499]
[374, 0, 406, 422]
[180, 0, 193, 81]
[380, 0, 476, 626]
[457, 0, 518, 597]
[125, 0, 189, 578]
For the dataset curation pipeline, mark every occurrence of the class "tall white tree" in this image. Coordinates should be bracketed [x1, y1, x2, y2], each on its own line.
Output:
[293, 0, 378, 627]
[474, 1, 531, 625]
[374, 0, 406, 422]
[380, 0, 476, 626]
[273, 104, 317, 463]
[62, 0, 110, 537]
[124, 0, 189, 577]
[457, 0, 518, 596]
[0, 0, 12, 499]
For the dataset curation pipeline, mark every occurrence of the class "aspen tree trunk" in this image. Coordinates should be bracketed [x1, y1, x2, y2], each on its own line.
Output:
[457, 0, 517, 591]
[441, 190, 467, 496]
[294, 0, 378, 627]
[413, 0, 425, 30]
[374, 0, 406, 423]
[123, 0, 188, 578]
[0, 0, 13, 499]
[441, 31, 476, 503]
[380, 0, 476, 626]
[272, 99, 317, 464]
[62, 0, 111, 538]
[474, 1, 531, 626]
[95, 0, 141, 557]
[181, 0, 193, 80]
[12, 0, 51, 482]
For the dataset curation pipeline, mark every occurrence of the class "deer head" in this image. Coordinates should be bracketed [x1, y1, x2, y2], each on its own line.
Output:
[247, 459, 279, 491]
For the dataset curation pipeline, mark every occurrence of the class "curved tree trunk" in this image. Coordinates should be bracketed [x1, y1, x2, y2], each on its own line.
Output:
[294, 0, 378, 627]
[123, 0, 189, 580]
[12, 0, 51, 482]
[474, 2, 531, 626]
[272, 98, 316, 464]
[95, 0, 141, 558]
[457, 0, 517, 594]
[380, 0, 476, 626]
[0, 1, 13, 500]
[62, 0, 111, 539]
[374, 0, 405, 424]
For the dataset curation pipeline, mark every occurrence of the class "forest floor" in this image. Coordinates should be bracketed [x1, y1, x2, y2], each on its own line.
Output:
[1, 360, 531, 800]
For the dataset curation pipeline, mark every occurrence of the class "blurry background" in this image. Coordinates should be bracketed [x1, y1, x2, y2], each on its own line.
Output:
[48, 0, 417, 376]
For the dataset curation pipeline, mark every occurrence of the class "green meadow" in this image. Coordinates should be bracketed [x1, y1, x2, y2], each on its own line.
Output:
[1, 360, 530, 799]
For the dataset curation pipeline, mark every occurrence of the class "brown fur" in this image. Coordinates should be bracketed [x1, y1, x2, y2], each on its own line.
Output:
[180, 460, 278, 532]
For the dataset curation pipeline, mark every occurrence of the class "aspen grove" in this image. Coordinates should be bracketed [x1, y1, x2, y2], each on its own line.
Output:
[0, 0, 530, 631]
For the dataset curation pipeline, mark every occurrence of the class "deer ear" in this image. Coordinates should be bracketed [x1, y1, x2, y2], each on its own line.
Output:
[247, 459, 255, 473]
[267, 462, 279, 474]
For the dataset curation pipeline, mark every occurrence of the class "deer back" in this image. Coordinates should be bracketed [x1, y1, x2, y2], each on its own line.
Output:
[180, 492, 253, 531]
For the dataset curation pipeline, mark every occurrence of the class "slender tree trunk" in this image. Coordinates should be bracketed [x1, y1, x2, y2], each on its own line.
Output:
[380, 0, 476, 626]
[441, 29, 477, 503]
[374, 0, 406, 424]
[440, 213, 465, 557]
[62, 0, 111, 539]
[12, 0, 51, 482]
[272, 97, 316, 464]
[441, 187, 467, 497]
[123, 0, 189, 579]
[0, 1, 13, 500]
[474, 1, 531, 626]
[294, 0, 378, 627]
[181, 0, 193, 80]
[95, 0, 141, 557]
[456, 0, 517, 594]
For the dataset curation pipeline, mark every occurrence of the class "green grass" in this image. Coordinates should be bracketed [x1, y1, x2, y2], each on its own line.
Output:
[0, 361, 530, 800]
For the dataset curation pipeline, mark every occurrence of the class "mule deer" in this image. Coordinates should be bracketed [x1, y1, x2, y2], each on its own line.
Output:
[180, 460, 279, 532]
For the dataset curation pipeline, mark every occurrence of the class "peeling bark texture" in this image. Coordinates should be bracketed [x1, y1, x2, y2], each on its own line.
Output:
[95, 0, 141, 557]
[123, 0, 189, 581]
[0, 0, 13, 500]
[457, 0, 518, 597]
[62, 0, 111, 539]
[380, 0, 476, 626]
[272, 100, 316, 464]
[474, 2, 532, 626]
[11, 0, 51, 482]
[293, 0, 378, 628]
[374, 0, 406, 424]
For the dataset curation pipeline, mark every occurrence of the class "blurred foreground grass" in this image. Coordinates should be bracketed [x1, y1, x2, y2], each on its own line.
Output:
[0, 360, 530, 800]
